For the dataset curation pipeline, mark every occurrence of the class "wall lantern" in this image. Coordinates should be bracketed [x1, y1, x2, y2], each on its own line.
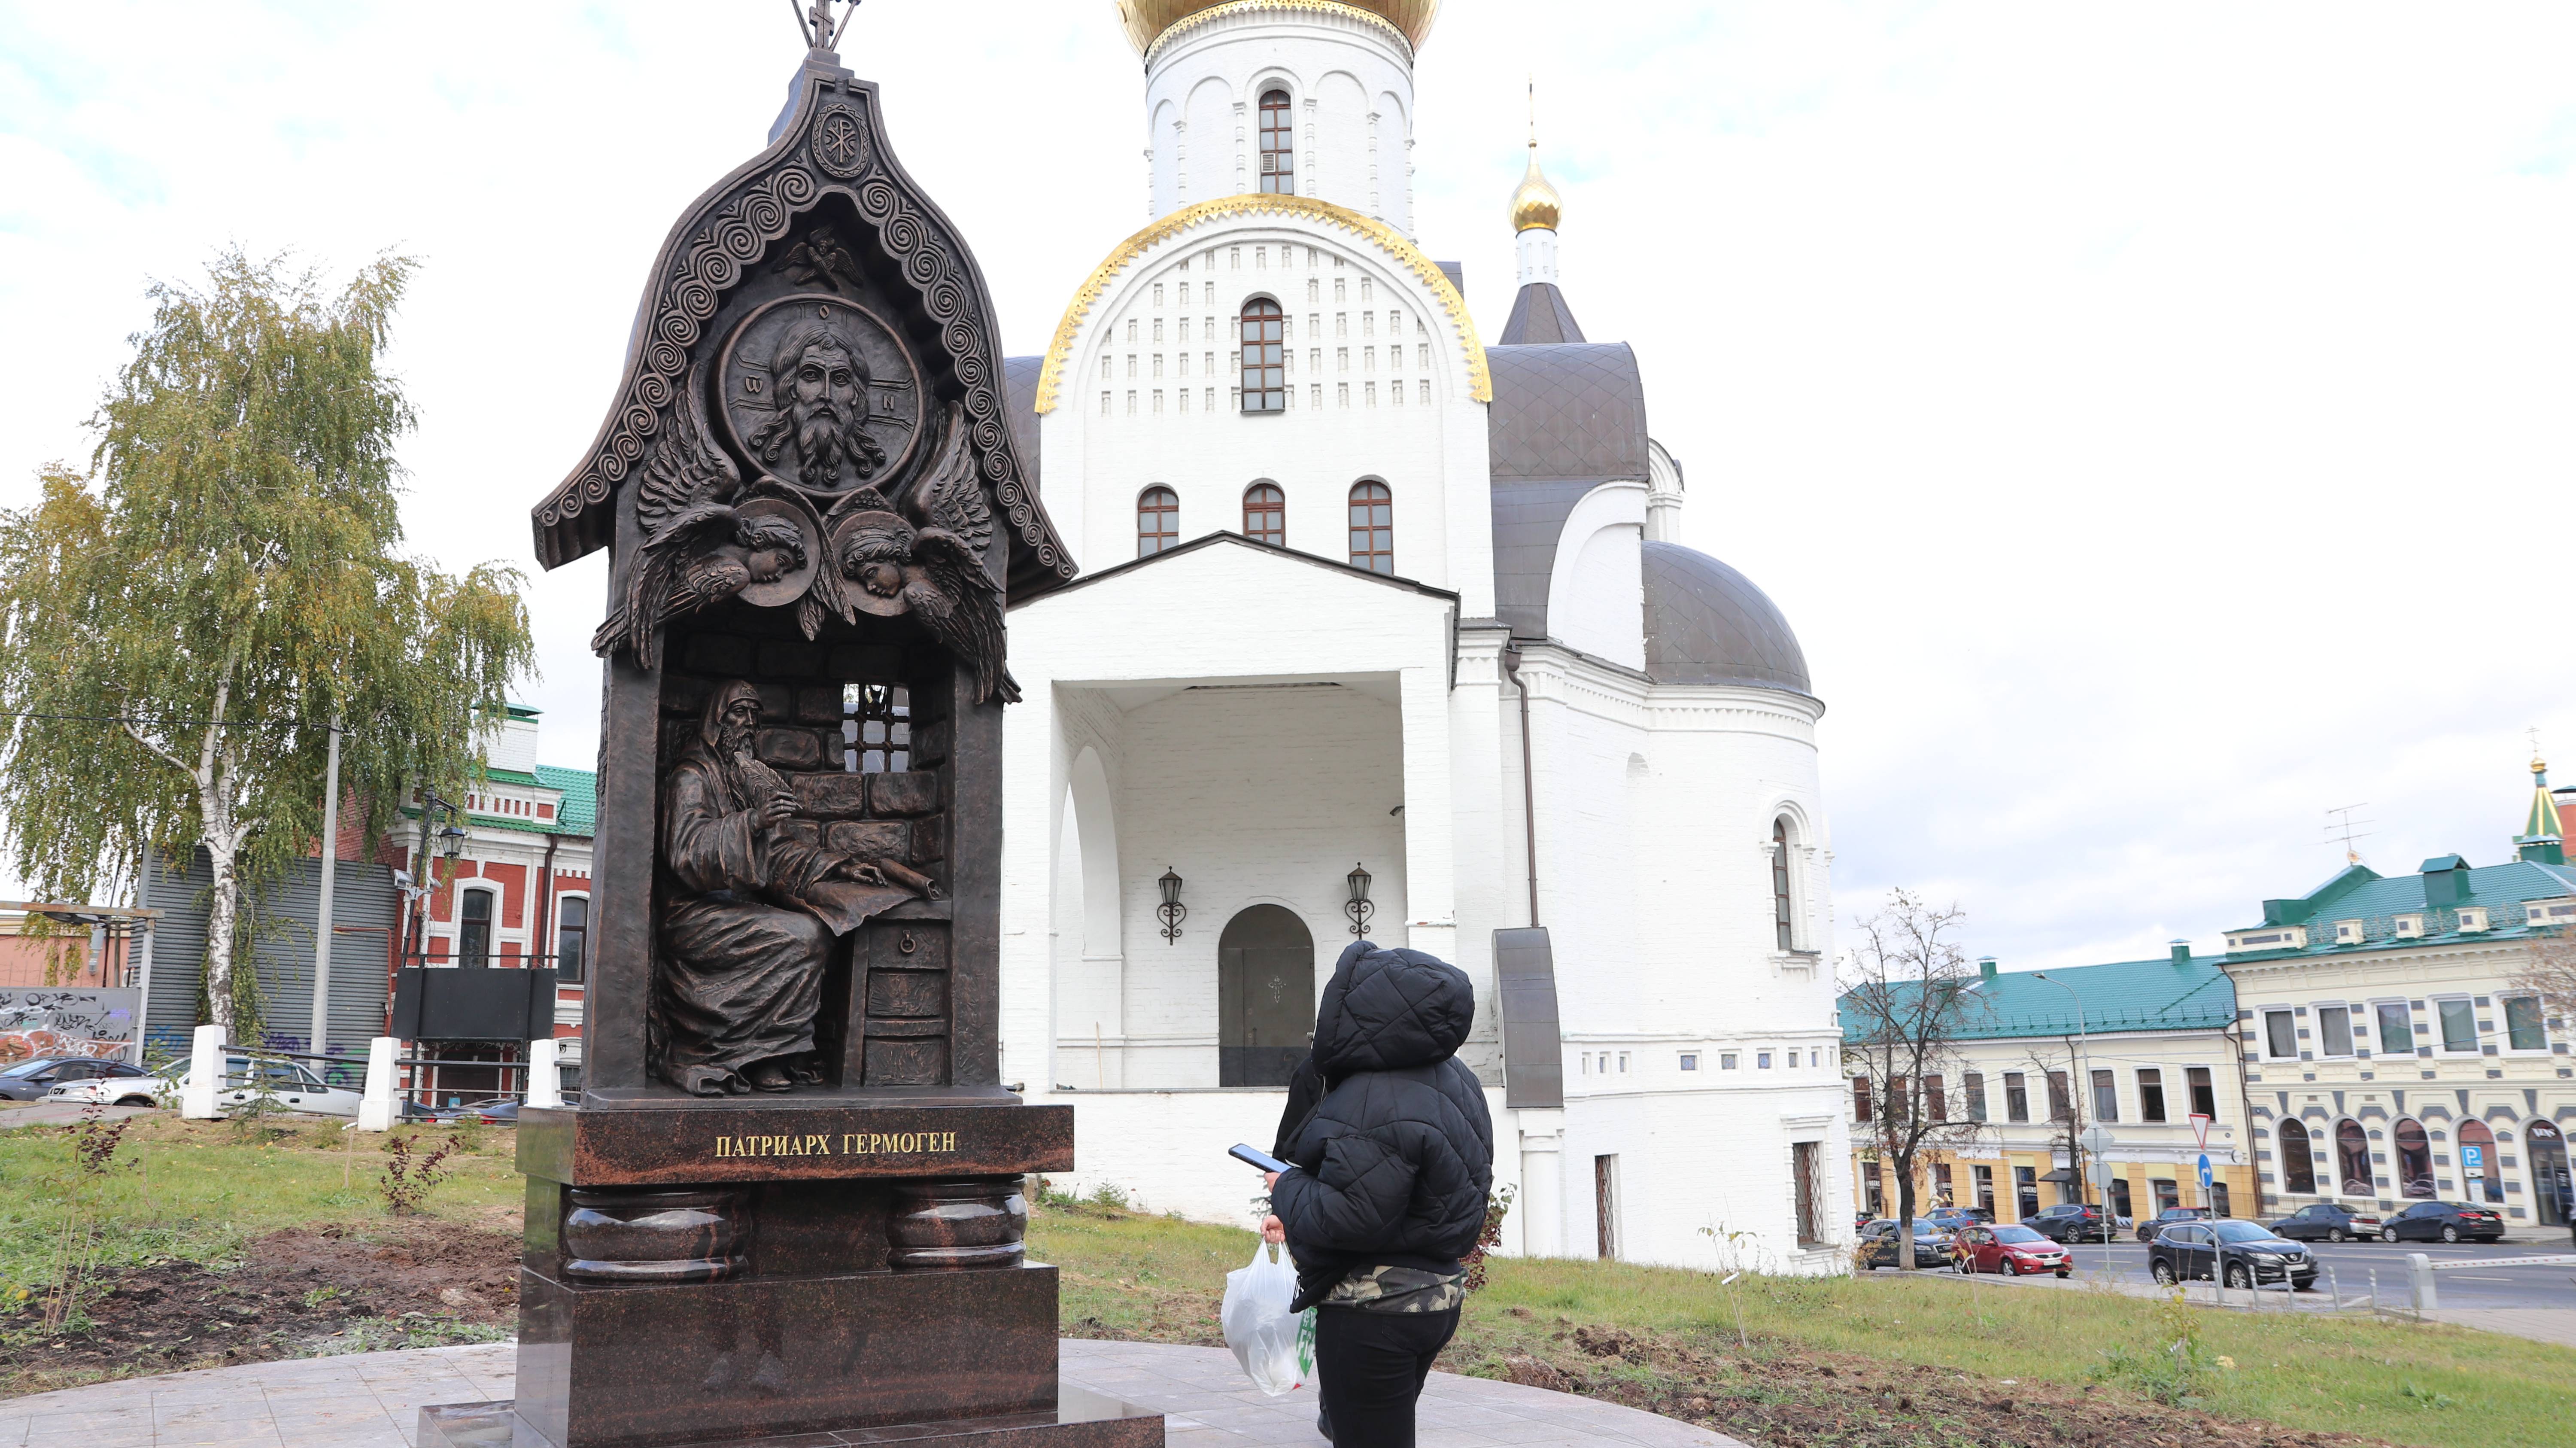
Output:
[1345, 862, 1374, 938]
[1157, 867, 1187, 944]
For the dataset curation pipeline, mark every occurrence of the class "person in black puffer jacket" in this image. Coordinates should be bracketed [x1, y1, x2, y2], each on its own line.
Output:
[1261, 940, 1493, 1448]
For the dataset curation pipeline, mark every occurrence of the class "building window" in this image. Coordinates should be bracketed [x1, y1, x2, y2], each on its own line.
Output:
[1758, 1051, 1773, 1070]
[2137, 1067, 2167, 1122]
[2045, 1070, 2072, 1122]
[1239, 299, 1285, 412]
[1973, 1163, 1994, 1210]
[1887, 1075, 1908, 1119]
[1679, 1053, 1698, 1071]
[2108, 1177, 2133, 1220]
[554, 896, 589, 983]
[1962, 1071, 1987, 1122]
[1924, 1075, 1947, 1121]
[2264, 1009, 2297, 1059]
[1242, 482, 1285, 546]
[456, 887, 494, 967]
[1137, 487, 1179, 556]
[2336, 1119, 2372, 1195]
[1933, 1162, 1954, 1206]
[1347, 481, 1392, 573]
[2003, 1071, 2029, 1123]
[2437, 998, 2477, 1052]
[2459, 1118, 2503, 1202]
[2014, 1165, 2038, 1221]
[1771, 818, 1795, 950]
[2278, 1117, 2317, 1194]
[2187, 1066, 2217, 1119]
[1793, 1141, 1825, 1247]
[1720, 1053, 1738, 1070]
[2394, 1118, 2434, 1198]
[2090, 1068, 2117, 1123]
[2210, 1182, 2231, 1217]
[2375, 1000, 2413, 1056]
[2505, 995, 2546, 1051]
[1258, 88, 1294, 194]
[1851, 1077, 1871, 1123]
[2318, 1005, 2353, 1057]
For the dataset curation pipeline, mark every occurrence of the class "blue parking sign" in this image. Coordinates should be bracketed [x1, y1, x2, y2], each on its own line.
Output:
[2462, 1143, 2485, 1176]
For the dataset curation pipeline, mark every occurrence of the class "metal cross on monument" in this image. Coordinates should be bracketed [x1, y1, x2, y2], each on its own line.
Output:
[794, 0, 860, 52]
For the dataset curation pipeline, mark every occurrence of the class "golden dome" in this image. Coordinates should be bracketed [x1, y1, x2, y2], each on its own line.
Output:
[1510, 145, 1562, 233]
[1117, 0, 1439, 56]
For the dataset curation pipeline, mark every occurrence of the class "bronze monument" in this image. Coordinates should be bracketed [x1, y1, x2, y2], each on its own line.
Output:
[419, 7, 1158, 1445]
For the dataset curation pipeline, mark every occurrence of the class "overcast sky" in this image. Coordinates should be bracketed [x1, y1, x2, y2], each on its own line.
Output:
[5, 2, 2573, 969]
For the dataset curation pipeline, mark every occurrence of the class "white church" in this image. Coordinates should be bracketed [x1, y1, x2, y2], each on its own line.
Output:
[991, 0, 1854, 1272]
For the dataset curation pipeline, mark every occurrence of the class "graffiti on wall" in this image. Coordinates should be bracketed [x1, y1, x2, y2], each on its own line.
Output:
[0, 988, 142, 1062]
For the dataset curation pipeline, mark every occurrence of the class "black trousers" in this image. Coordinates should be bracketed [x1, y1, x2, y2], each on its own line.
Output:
[1312, 1305, 1460, 1448]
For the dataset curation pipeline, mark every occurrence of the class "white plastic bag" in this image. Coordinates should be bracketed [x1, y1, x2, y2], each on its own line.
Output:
[1221, 1241, 1315, 1395]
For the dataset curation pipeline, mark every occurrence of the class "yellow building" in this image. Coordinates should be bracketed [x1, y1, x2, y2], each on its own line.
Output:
[1845, 947, 2257, 1227]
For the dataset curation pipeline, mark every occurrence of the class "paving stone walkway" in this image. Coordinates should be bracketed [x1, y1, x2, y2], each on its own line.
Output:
[0, 1339, 1744, 1448]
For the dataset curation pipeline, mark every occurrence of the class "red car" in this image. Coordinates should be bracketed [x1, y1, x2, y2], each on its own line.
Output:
[1950, 1223, 2072, 1278]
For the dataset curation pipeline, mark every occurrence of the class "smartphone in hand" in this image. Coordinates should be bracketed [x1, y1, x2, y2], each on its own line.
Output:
[1230, 1143, 1292, 1174]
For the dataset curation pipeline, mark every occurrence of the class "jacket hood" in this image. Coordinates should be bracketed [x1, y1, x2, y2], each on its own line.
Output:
[1310, 940, 1475, 1076]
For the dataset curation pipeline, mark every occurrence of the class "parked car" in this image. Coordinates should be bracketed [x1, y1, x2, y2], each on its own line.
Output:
[2025, 1203, 2117, 1244]
[2267, 1203, 2384, 1243]
[1924, 1206, 1995, 1233]
[2379, 1201, 2507, 1244]
[1950, 1223, 2071, 1277]
[1857, 1218, 1956, 1269]
[2149, 1220, 2318, 1290]
[52, 1056, 361, 1117]
[2135, 1206, 2214, 1243]
[0, 1055, 146, 1102]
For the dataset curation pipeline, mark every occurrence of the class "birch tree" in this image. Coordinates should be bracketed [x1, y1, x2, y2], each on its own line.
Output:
[1839, 889, 1988, 1267]
[0, 249, 533, 1040]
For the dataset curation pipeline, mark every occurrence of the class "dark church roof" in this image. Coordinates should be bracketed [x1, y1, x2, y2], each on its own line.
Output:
[1640, 541, 1812, 697]
[1498, 282, 1587, 345]
[1485, 342, 1646, 640]
[1004, 356, 1044, 497]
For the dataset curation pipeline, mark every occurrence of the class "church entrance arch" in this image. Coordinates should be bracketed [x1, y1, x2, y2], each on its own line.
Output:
[1218, 905, 1315, 1088]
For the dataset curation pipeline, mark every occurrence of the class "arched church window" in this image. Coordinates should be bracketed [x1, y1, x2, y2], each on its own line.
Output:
[1240, 300, 1285, 412]
[1258, 89, 1295, 195]
[2277, 1117, 2316, 1195]
[1771, 818, 1795, 951]
[1137, 487, 1179, 557]
[1243, 483, 1285, 546]
[1347, 481, 1391, 573]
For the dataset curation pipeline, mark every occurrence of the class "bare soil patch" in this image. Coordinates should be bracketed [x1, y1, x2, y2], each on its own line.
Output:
[1, 1220, 518, 1398]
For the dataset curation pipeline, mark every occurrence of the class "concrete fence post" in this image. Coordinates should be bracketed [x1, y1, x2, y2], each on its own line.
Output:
[2406, 1251, 2436, 1314]
[526, 1037, 563, 1110]
[357, 1036, 401, 1132]
[179, 1023, 223, 1120]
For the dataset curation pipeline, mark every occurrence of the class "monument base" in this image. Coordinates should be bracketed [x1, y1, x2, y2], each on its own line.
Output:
[418, 1378, 1164, 1448]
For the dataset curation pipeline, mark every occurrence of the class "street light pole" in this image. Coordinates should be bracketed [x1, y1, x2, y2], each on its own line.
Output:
[2033, 971, 2112, 1279]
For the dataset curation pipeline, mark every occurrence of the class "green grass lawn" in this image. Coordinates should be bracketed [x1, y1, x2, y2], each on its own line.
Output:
[10, 1114, 2574, 1448]
[0, 1110, 523, 1305]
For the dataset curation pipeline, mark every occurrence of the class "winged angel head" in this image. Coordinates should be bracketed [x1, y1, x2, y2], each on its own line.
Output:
[591, 373, 1017, 705]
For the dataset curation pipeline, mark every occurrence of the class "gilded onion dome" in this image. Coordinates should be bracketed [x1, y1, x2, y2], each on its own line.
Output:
[1510, 143, 1562, 233]
[1116, 0, 1440, 55]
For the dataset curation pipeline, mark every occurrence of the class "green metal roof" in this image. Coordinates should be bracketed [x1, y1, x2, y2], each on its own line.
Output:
[1840, 954, 2238, 1045]
[535, 765, 597, 836]
[2226, 854, 2576, 960]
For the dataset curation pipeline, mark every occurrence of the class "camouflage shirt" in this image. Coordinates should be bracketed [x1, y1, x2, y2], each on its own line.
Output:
[1322, 1263, 1468, 1314]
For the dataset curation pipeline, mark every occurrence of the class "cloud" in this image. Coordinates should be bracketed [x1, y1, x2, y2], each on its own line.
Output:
[3, 2, 2571, 969]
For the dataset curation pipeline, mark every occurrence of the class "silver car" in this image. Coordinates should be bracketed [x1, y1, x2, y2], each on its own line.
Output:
[49, 1055, 362, 1117]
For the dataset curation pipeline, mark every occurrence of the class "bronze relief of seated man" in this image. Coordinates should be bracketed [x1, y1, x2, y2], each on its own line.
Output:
[658, 679, 933, 1097]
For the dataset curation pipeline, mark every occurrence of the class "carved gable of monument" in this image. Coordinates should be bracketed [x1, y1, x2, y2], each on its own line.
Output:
[532, 52, 1073, 1103]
